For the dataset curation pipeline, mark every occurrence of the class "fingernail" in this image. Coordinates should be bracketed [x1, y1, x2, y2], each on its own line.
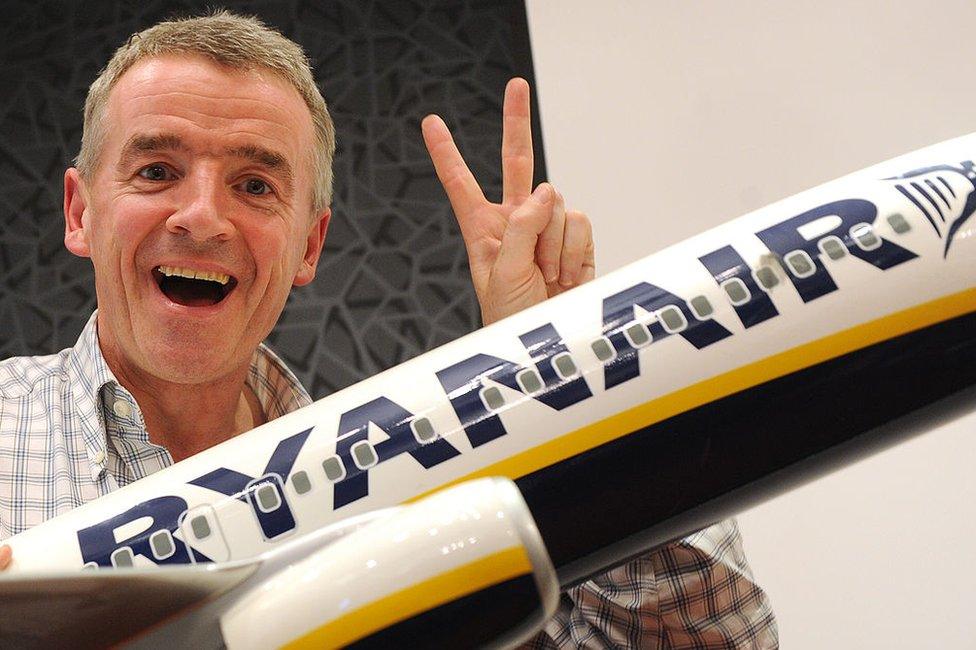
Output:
[545, 265, 558, 283]
[533, 183, 552, 202]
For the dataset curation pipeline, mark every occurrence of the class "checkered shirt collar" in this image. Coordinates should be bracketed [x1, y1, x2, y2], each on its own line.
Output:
[63, 311, 313, 470]
[65, 312, 118, 471]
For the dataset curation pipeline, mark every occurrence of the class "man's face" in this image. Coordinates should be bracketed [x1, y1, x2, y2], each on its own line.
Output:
[64, 54, 330, 387]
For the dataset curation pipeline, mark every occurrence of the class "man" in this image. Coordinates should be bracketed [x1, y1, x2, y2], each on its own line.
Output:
[0, 11, 776, 648]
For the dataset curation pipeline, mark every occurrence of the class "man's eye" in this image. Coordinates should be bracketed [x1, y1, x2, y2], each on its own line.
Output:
[243, 179, 272, 195]
[138, 164, 172, 181]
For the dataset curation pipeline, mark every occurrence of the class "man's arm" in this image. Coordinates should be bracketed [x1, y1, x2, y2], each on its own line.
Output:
[522, 520, 778, 649]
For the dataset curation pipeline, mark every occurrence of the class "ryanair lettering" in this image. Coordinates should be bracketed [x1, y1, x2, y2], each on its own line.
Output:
[79, 159, 973, 567]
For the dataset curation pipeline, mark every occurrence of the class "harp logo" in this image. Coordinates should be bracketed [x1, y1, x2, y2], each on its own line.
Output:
[887, 160, 976, 257]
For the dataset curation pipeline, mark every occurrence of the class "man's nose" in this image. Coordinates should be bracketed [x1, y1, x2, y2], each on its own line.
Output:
[165, 174, 235, 241]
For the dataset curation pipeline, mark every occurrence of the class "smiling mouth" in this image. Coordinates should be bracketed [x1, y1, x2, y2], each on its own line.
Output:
[152, 265, 238, 307]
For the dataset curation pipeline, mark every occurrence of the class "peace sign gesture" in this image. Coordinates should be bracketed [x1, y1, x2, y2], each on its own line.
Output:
[422, 78, 595, 326]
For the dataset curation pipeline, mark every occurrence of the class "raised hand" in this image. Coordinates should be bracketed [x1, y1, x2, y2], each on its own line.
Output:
[422, 78, 595, 326]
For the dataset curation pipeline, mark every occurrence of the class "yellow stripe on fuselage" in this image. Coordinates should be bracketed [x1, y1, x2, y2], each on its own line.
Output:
[412, 286, 976, 502]
[283, 546, 533, 649]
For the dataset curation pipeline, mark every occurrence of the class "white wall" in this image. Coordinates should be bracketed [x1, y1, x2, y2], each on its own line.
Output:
[526, 2, 975, 647]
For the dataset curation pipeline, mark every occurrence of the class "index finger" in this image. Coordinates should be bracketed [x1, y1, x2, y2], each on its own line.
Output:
[502, 78, 534, 206]
[422, 114, 487, 218]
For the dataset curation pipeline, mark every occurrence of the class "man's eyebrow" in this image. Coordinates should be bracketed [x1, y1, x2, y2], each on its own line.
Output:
[118, 133, 187, 168]
[226, 144, 294, 190]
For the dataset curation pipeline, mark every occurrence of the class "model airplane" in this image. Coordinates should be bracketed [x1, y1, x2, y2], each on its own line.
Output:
[1, 132, 973, 648]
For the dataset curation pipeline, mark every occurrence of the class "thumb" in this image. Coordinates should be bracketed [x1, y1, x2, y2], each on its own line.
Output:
[493, 183, 554, 278]
[0, 544, 12, 571]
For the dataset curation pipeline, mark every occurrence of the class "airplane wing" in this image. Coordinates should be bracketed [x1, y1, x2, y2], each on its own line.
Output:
[0, 561, 257, 650]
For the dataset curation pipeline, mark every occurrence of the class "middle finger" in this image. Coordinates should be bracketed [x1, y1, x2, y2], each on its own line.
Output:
[501, 78, 534, 207]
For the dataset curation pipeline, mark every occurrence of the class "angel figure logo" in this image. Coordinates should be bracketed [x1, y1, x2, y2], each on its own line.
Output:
[887, 161, 976, 257]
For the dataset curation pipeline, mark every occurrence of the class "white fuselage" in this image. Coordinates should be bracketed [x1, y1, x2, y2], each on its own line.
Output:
[4, 133, 975, 578]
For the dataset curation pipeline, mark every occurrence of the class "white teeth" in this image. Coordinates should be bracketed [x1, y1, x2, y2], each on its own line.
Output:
[157, 265, 231, 285]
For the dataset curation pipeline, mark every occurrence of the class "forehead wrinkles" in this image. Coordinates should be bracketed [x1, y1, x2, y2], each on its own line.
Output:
[116, 59, 311, 141]
[125, 87, 297, 122]
[119, 92, 302, 145]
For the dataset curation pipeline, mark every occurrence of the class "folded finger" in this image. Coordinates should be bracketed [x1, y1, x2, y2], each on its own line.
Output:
[559, 209, 594, 287]
[536, 189, 565, 283]
[422, 114, 487, 218]
[578, 259, 596, 285]
[495, 183, 554, 280]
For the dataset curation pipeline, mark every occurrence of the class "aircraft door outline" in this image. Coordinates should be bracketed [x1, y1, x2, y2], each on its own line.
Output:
[244, 473, 297, 542]
[178, 504, 231, 564]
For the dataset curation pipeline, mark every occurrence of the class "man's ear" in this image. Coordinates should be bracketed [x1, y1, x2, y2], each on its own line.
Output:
[293, 207, 331, 287]
[63, 168, 91, 258]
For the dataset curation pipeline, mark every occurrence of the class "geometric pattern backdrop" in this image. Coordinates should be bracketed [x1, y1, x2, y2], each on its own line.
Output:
[0, 0, 546, 399]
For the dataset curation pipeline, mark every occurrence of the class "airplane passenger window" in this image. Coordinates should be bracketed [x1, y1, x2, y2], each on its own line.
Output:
[850, 223, 881, 250]
[721, 278, 751, 306]
[291, 470, 312, 495]
[689, 295, 713, 319]
[784, 251, 816, 278]
[590, 337, 615, 362]
[256, 483, 282, 513]
[754, 267, 779, 290]
[623, 322, 651, 348]
[551, 352, 578, 379]
[149, 529, 176, 560]
[351, 440, 379, 469]
[411, 417, 437, 443]
[516, 368, 544, 394]
[111, 546, 134, 568]
[83, 562, 98, 570]
[657, 305, 688, 333]
[818, 236, 847, 261]
[322, 456, 346, 482]
[480, 386, 505, 411]
[887, 213, 911, 234]
[191, 515, 212, 541]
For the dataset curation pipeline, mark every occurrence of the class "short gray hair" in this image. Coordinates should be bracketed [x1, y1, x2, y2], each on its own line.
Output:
[76, 10, 336, 211]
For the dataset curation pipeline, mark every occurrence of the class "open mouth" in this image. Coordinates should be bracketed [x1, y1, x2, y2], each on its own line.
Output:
[152, 265, 238, 307]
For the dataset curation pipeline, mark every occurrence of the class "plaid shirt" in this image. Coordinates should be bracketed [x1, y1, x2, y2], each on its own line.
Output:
[0, 312, 307, 538]
[0, 312, 777, 648]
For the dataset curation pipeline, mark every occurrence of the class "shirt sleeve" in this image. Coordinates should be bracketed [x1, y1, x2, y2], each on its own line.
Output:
[519, 519, 778, 649]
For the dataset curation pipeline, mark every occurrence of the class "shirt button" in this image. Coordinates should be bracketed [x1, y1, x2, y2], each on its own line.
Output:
[93, 449, 105, 465]
[113, 400, 133, 419]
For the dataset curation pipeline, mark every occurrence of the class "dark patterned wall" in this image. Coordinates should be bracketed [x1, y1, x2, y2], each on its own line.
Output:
[0, 0, 545, 398]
